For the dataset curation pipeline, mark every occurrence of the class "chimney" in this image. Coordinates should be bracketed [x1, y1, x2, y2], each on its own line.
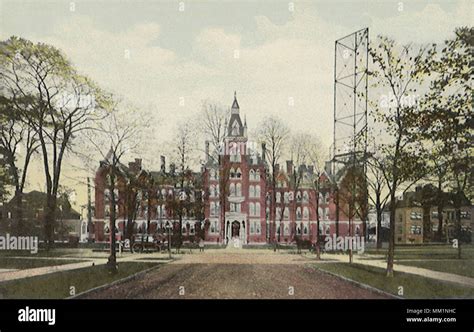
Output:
[261, 143, 266, 163]
[286, 160, 293, 175]
[205, 141, 210, 162]
[308, 165, 314, 175]
[325, 161, 332, 175]
[160, 155, 166, 172]
[128, 158, 142, 173]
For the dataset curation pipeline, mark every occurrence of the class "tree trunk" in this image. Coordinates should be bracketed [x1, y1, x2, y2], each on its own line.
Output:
[436, 188, 444, 242]
[455, 202, 462, 260]
[422, 202, 431, 243]
[335, 186, 340, 237]
[386, 194, 396, 277]
[376, 203, 383, 249]
[44, 194, 57, 250]
[107, 171, 117, 273]
[14, 190, 23, 235]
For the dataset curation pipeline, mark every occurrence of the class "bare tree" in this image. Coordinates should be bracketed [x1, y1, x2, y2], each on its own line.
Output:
[84, 106, 143, 272]
[256, 116, 289, 243]
[366, 149, 390, 249]
[287, 133, 325, 254]
[199, 100, 228, 163]
[169, 118, 198, 251]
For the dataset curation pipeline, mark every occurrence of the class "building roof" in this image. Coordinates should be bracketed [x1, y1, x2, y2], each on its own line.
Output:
[227, 92, 245, 137]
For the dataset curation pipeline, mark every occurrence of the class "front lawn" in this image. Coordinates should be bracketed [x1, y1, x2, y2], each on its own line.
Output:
[313, 262, 474, 299]
[0, 257, 85, 270]
[396, 259, 474, 278]
[0, 261, 159, 299]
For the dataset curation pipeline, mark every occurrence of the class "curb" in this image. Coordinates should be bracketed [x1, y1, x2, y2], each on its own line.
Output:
[68, 262, 169, 299]
[311, 264, 403, 299]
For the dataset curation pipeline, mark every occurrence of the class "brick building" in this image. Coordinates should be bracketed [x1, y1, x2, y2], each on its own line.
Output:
[92, 93, 364, 245]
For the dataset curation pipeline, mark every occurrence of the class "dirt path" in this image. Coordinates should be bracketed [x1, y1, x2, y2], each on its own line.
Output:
[83, 251, 389, 299]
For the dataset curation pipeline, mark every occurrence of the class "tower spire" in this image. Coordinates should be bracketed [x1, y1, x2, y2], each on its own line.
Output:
[232, 91, 239, 110]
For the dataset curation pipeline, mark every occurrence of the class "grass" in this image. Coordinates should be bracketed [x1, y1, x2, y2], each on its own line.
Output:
[314, 262, 474, 299]
[396, 259, 474, 278]
[0, 257, 84, 270]
[0, 249, 93, 258]
[364, 245, 474, 260]
[0, 261, 159, 299]
[135, 257, 171, 261]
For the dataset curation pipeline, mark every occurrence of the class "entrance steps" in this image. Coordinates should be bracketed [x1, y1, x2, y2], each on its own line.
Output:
[226, 237, 242, 250]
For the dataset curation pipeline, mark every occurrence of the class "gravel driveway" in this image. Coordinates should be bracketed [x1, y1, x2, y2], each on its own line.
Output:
[83, 251, 389, 299]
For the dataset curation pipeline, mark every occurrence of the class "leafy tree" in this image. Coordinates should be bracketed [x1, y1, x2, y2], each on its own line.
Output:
[369, 36, 433, 276]
[418, 27, 473, 258]
[0, 94, 39, 235]
[0, 36, 110, 248]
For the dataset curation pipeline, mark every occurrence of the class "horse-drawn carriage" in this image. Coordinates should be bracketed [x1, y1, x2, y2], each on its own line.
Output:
[130, 233, 167, 253]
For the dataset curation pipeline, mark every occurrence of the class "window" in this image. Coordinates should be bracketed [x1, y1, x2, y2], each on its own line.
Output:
[410, 225, 422, 235]
[303, 224, 308, 235]
[236, 183, 242, 196]
[104, 189, 110, 202]
[230, 203, 241, 213]
[324, 207, 329, 220]
[230, 183, 236, 196]
[296, 191, 302, 202]
[296, 207, 302, 220]
[249, 169, 255, 180]
[303, 191, 309, 202]
[249, 203, 260, 216]
[230, 168, 236, 178]
[249, 185, 255, 197]
[276, 192, 281, 203]
[255, 185, 261, 197]
[210, 169, 217, 180]
[232, 123, 239, 135]
[303, 207, 309, 219]
[284, 208, 289, 220]
[236, 168, 242, 178]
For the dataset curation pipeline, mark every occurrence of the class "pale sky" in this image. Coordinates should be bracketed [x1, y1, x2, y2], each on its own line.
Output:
[0, 0, 472, 212]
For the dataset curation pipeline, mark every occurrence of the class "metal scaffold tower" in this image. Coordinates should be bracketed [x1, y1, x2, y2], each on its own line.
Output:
[331, 28, 369, 251]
